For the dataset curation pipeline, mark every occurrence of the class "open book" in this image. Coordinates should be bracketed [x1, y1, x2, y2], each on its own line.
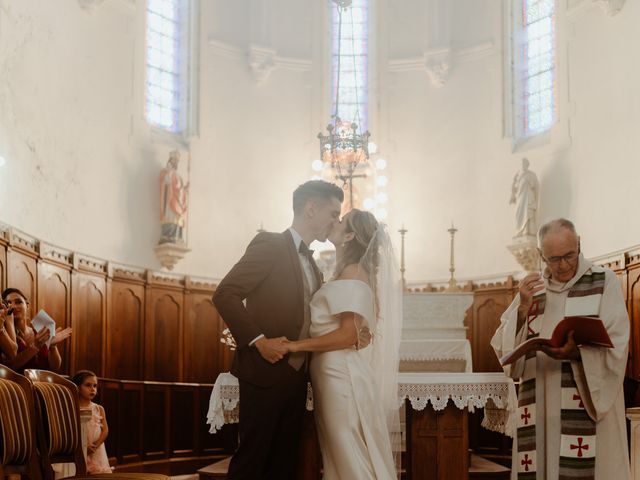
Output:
[499, 315, 613, 366]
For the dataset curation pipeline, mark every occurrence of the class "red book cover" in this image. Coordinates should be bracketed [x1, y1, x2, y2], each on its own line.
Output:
[500, 316, 613, 366]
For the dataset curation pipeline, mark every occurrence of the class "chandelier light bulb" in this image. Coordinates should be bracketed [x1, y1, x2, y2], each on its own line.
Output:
[368, 142, 378, 154]
[363, 198, 375, 209]
[0, 156, 5, 167]
[311, 159, 324, 172]
[376, 192, 388, 204]
[376, 208, 388, 220]
[376, 175, 388, 187]
[375, 158, 387, 170]
[311, 175, 322, 181]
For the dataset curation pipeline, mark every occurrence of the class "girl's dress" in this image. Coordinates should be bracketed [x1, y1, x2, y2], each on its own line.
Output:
[81, 402, 112, 474]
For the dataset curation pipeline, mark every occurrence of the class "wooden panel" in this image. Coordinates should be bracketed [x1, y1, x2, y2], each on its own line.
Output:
[143, 383, 170, 460]
[72, 273, 106, 375]
[406, 399, 468, 480]
[7, 249, 37, 305]
[99, 379, 121, 463]
[107, 282, 144, 380]
[119, 382, 144, 463]
[184, 293, 221, 383]
[0, 243, 6, 291]
[146, 290, 183, 382]
[468, 288, 516, 373]
[171, 386, 198, 456]
[627, 266, 640, 381]
[38, 263, 72, 374]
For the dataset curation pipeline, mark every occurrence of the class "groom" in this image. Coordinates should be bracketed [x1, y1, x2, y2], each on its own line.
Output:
[213, 180, 344, 479]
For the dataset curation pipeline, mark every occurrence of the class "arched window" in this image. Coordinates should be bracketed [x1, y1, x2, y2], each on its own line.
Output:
[513, 0, 556, 139]
[145, 0, 192, 133]
[332, 0, 369, 131]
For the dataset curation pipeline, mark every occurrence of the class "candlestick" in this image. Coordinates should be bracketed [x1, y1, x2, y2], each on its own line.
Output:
[446, 222, 460, 292]
[399, 224, 408, 291]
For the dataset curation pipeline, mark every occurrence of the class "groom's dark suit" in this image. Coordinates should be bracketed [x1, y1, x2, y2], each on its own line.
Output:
[213, 230, 322, 480]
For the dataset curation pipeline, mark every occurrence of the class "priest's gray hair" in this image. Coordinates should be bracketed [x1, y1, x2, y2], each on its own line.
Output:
[537, 218, 577, 245]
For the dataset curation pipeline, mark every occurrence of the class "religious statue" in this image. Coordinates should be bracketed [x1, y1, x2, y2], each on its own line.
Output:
[159, 150, 189, 244]
[509, 158, 539, 238]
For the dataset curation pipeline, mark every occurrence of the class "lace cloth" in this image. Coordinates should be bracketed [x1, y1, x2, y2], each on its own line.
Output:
[400, 339, 473, 371]
[207, 372, 517, 437]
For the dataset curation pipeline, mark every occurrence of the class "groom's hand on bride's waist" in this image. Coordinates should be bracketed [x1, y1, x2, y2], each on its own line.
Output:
[254, 336, 288, 363]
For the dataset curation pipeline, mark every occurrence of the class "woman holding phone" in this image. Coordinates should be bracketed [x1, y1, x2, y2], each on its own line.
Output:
[1, 288, 72, 373]
[0, 299, 17, 364]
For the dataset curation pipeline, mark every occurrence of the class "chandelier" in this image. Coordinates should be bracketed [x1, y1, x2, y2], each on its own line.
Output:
[317, 0, 371, 209]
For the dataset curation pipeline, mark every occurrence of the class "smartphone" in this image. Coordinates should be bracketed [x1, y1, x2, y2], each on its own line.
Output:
[7, 307, 14, 315]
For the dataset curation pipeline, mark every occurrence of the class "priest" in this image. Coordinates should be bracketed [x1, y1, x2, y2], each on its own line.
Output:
[491, 218, 630, 479]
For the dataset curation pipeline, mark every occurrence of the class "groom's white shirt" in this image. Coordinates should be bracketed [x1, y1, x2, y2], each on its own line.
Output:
[249, 227, 317, 347]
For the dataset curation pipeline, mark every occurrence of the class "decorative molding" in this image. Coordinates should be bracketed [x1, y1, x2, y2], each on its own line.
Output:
[185, 276, 218, 292]
[247, 45, 276, 85]
[388, 41, 495, 85]
[594, 0, 626, 16]
[39, 242, 73, 266]
[111, 263, 146, 283]
[78, 0, 107, 10]
[73, 253, 108, 275]
[424, 48, 451, 88]
[8, 228, 39, 254]
[78, 0, 135, 12]
[147, 270, 185, 288]
[208, 38, 312, 80]
[567, 0, 626, 18]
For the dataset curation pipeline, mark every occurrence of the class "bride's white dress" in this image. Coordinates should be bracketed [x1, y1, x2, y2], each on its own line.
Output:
[309, 279, 396, 480]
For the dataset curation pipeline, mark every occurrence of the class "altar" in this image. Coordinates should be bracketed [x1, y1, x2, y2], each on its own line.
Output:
[207, 372, 516, 480]
[400, 291, 474, 372]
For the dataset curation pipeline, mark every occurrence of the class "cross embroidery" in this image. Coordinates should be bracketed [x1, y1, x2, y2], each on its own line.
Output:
[521, 453, 533, 471]
[573, 393, 584, 408]
[570, 437, 589, 457]
[520, 407, 531, 425]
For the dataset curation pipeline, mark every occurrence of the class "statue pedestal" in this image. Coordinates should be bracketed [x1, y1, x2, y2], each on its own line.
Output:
[154, 243, 191, 271]
[507, 235, 539, 273]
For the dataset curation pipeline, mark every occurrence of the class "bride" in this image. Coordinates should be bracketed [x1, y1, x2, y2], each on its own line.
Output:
[285, 208, 402, 480]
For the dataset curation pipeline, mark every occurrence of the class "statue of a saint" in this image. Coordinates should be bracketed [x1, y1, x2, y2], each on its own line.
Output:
[159, 150, 189, 244]
[509, 158, 539, 238]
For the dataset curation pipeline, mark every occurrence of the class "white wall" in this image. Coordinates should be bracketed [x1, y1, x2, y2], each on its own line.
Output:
[1, 0, 638, 283]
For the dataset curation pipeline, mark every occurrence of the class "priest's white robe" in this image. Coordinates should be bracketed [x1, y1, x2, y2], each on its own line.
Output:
[491, 256, 630, 479]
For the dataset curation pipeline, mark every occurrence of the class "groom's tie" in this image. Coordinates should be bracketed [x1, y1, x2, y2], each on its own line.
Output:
[298, 242, 314, 258]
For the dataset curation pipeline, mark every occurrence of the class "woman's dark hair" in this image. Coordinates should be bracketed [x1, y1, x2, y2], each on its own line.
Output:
[1, 287, 28, 303]
[72, 370, 97, 387]
[292, 180, 344, 214]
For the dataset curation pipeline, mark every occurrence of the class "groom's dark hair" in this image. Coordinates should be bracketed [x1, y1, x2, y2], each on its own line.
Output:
[292, 180, 344, 214]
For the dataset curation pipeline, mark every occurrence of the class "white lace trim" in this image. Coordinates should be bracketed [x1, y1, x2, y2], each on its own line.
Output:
[207, 373, 517, 437]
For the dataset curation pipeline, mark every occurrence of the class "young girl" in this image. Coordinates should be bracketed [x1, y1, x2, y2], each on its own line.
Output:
[72, 370, 112, 474]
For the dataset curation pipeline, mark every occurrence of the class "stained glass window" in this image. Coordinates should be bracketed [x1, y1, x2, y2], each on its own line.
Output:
[145, 0, 189, 133]
[516, 0, 556, 137]
[332, 0, 368, 132]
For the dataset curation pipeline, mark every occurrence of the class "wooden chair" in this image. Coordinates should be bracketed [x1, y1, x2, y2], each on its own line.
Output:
[24, 369, 88, 479]
[0, 365, 42, 480]
[24, 369, 168, 480]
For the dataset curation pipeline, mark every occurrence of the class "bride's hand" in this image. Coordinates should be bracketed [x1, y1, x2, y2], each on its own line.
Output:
[282, 339, 297, 353]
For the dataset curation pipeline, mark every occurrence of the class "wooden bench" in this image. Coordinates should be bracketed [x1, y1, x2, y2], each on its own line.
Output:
[197, 457, 231, 480]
